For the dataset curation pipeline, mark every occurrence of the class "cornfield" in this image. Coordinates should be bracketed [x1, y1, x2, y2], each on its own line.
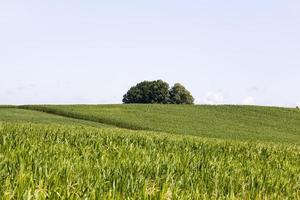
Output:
[1, 122, 300, 199]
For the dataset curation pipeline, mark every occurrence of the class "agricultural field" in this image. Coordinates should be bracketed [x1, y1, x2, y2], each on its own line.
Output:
[21, 104, 300, 144]
[1, 105, 300, 199]
[0, 107, 113, 128]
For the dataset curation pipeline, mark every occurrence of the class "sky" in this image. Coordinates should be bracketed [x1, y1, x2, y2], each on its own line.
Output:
[1, 1, 300, 107]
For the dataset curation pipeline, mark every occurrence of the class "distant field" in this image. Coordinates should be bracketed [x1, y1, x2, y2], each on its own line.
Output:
[0, 108, 113, 128]
[21, 104, 300, 144]
[1, 122, 299, 199]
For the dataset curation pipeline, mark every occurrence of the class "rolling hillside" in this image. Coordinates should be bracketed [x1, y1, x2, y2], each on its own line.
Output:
[0, 107, 114, 128]
[1, 105, 300, 198]
[20, 104, 300, 144]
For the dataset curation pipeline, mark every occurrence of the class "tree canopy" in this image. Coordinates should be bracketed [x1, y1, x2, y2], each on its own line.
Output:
[123, 80, 194, 104]
[169, 83, 194, 104]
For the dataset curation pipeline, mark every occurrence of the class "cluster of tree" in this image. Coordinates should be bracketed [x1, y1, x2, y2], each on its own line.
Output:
[123, 80, 194, 104]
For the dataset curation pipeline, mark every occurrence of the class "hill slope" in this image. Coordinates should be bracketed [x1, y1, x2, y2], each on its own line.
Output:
[1, 105, 300, 198]
[0, 107, 114, 128]
[20, 104, 300, 144]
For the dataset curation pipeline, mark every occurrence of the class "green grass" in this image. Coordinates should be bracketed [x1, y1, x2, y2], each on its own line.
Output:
[1, 122, 299, 199]
[21, 104, 300, 144]
[0, 108, 114, 128]
[1, 104, 300, 199]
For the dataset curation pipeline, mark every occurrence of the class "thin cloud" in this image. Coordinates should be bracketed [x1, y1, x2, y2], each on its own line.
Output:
[242, 96, 255, 105]
[247, 86, 259, 92]
[5, 90, 14, 95]
[16, 83, 36, 91]
[204, 91, 224, 105]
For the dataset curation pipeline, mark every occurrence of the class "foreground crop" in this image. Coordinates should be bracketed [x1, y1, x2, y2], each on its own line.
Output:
[0, 123, 300, 199]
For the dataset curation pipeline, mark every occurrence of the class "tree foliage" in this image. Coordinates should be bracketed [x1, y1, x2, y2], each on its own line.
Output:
[123, 80, 194, 104]
[123, 80, 170, 104]
[169, 83, 194, 104]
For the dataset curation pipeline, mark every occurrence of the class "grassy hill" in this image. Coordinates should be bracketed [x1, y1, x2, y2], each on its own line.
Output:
[0, 107, 113, 128]
[1, 104, 300, 198]
[20, 104, 300, 144]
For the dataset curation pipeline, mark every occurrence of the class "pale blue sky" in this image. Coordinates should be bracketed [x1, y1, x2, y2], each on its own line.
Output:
[1, 1, 300, 106]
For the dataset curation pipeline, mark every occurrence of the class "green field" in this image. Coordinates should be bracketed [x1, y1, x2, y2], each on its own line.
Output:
[21, 104, 300, 144]
[1, 105, 300, 199]
[0, 107, 113, 128]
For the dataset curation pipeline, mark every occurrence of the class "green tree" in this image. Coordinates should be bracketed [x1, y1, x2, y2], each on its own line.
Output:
[169, 83, 194, 104]
[123, 80, 170, 104]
